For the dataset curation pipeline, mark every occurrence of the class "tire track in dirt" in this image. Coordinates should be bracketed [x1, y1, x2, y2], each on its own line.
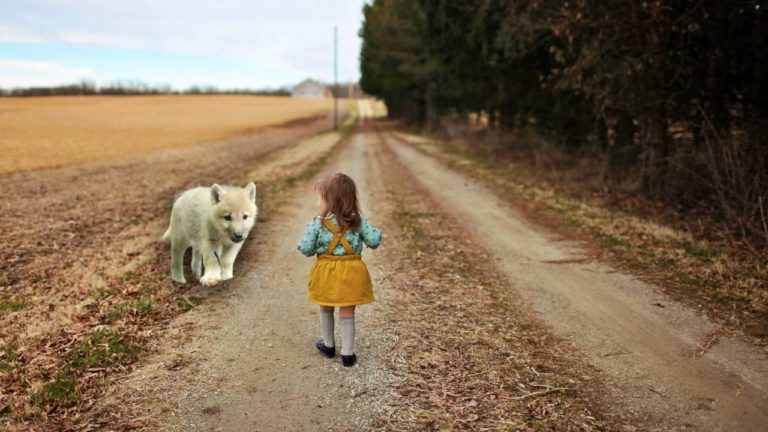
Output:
[87, 116, 394, 431]
[169, 125, 388, 431]
[384, 130, 768, 431]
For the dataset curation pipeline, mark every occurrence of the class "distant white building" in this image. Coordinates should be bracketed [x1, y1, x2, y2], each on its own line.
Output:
[291, 79, 331, 99]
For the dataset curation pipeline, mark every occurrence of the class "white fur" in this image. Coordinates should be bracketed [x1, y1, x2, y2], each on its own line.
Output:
[162, 182, 257, 286]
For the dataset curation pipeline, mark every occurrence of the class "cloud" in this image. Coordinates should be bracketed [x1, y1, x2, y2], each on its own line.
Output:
[0, 60, 94, 87]
[58, 31, 151, 49]
[0, 23, 45, 43]
[0, 0, 365, 87]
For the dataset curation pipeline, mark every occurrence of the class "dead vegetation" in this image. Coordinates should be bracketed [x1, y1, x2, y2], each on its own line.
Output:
[393, 130, 768, 343]
[0, 111, 349, 430]
[371, 133, 627, 430]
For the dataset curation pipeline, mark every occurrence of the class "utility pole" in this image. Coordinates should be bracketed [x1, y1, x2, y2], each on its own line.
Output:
[333, 25, 338, 130]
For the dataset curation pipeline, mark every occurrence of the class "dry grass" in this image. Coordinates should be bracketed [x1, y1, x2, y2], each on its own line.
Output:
[372, 129, 622, 431]
[394, 131, 768, 343]
[0, 95, 332, 173]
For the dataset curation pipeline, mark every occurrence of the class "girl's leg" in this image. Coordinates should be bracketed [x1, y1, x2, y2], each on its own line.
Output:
[338, 306, 355, 318]
[319, 306, 335, 348]
[339, 306, 356, 365]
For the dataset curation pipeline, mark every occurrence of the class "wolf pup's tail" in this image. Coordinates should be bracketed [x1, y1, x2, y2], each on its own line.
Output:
[161, 226, 172, 243]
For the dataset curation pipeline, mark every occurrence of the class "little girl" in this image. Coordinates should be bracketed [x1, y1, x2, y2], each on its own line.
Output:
[297, 173, 382, 367]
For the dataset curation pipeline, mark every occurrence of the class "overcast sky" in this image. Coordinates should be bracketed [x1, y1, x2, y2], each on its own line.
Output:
[0, 0, 367, 90]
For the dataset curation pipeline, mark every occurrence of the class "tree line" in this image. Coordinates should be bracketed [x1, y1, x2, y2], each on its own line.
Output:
[360, 0, 768, 244]
[1, 80, 363, 98]
[0, 80, 292, 97]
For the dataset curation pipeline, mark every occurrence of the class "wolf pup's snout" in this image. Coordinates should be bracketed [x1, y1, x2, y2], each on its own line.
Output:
[163, 181, 258, 286]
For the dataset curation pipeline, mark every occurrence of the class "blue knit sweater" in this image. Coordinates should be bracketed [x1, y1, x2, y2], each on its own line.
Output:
[297, 215, 382, 256]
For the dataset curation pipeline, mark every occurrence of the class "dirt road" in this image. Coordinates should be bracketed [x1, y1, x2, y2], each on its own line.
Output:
[73, 110, 766, 430]
[384, 132, 768, 430]
[171, 133, 390, 431]
[91, 112, 393, 430]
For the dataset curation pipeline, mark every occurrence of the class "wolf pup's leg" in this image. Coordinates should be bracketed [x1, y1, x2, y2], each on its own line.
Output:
[199, 244, 223, 287]
[170, 240, 187, 284]
[220, 242, 244, 280]
[191, 248, 203, 280]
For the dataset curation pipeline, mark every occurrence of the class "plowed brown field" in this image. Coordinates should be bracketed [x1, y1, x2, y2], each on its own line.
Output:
[0, 95, 332, 173]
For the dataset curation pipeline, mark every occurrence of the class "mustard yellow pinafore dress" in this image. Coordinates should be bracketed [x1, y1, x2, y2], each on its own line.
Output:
[308, 219, 374, 307]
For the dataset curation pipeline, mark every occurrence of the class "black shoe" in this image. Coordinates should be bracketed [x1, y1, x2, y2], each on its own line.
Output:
[341, 354, 357, 367]
[316, 339, 335, 358]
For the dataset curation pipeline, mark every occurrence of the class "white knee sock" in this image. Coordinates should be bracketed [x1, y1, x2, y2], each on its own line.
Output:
[340, 317, 355, 356]
[320, 310, 335, 348]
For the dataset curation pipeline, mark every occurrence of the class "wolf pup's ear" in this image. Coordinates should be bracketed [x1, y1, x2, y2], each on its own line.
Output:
[211, 184, 225, 204]
[245, 182, 257, 204]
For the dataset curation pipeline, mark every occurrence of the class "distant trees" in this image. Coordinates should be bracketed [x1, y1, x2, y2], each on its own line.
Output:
[0, 80, 368, 98]
[0, 81, 291, 97]
[1, 79, 366, 99]
[360, 0, 768, 244]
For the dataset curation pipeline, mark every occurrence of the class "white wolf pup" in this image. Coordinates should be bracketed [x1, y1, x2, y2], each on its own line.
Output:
[162, 182, 257, 286]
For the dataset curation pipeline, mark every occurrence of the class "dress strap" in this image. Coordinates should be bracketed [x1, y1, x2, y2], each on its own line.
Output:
[322, 218, 355, 255]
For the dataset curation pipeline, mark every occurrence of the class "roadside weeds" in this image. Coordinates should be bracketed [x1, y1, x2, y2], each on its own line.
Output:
[392, 130, 768, 345]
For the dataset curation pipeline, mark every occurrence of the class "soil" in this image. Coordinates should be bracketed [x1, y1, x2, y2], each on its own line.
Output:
[3, 101, 767, 431]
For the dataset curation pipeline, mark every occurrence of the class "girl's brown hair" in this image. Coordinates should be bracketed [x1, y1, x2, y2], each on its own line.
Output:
[315, 173, 362, 230]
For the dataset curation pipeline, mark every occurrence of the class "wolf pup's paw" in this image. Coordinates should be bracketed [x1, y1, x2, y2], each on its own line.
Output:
[200, 275, 220, 287]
